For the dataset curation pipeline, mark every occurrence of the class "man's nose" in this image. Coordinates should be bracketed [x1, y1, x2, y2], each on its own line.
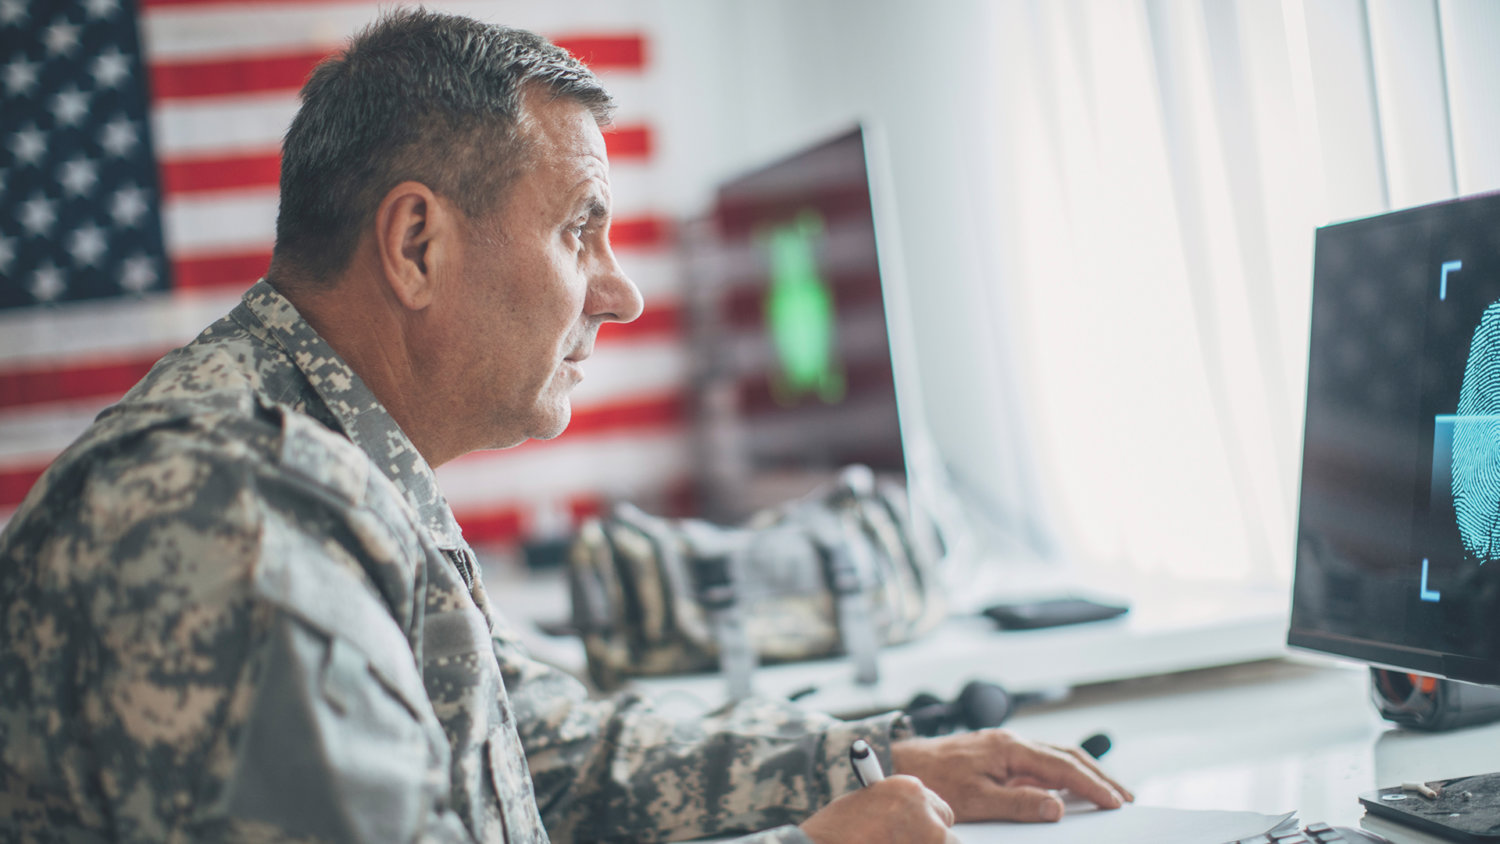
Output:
[591, 251, 644, 324]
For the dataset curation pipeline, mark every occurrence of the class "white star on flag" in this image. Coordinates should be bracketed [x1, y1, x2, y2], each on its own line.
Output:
[83, 0, 118, 20]
[19, 196, 56, 235]
[30, 262, 65, 302]
[110, 185, 147, 227]
[59, 158, 99, 197]
[9, 126, 45, 166]
[3, 57, 38, 96]
[44, 21, 81, 57]
[92, 49, 130, 89]
[98, 117, 137, 157]
[120, 254, 158, 293]
[0, 0, 26, 26]
[69, 225, 108, 268]
[51, 86, 90, 127]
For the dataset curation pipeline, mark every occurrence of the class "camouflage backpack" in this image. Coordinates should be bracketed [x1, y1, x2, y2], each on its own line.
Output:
[566, 465, 947, 697]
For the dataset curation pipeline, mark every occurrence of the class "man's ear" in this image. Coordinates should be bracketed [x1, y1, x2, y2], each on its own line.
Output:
[374, 181, 454, 311]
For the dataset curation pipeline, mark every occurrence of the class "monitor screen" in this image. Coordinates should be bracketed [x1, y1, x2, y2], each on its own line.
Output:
[688, 126, 906, 521]
[1289, 191, 1500, 685]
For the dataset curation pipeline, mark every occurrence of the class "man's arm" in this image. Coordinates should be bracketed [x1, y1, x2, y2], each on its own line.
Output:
[488, 612, 906, 843]
[490, 610, 1129, 843]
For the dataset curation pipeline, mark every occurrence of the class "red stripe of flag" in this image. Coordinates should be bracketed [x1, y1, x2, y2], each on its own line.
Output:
[158, 127, 650, 197]
[149, 36, 646, 102]
[600, 303, 680, 341]
[0, 466, 45, 512]
[172, 250, 273, 293]
[568, 496, 604, 524]
[160, 151, 281, 196]
[453, 492, 609, 547]
[610, 216, 671, 249]
[604, 125, 652, 160]
[151, 50, 328, 101]
[494, 393, 685, 454]
[551, 35, 646, 70]
[0, 354, 165, 408]
[452, 506, 524, 546]
[563, 392, 682, 437]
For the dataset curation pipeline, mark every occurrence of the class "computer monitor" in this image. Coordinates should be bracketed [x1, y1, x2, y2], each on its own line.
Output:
[687, 126, 910, 522]
[1289, 191, 1500, 839]
[1289, 190, 1500, 686]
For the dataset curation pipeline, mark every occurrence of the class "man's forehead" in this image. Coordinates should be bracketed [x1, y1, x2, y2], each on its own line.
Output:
[520, 89, 608, 157]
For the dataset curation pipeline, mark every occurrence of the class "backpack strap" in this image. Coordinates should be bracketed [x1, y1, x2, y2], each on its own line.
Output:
[676, 520, 755, 700]
[810, 510, 882, 686]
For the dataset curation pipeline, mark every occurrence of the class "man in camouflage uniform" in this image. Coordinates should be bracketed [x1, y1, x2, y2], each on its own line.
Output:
[0, 10, 1129, 843]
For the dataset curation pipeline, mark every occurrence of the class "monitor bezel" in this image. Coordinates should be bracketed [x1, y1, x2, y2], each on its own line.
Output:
[1286, 190, 1500, 689]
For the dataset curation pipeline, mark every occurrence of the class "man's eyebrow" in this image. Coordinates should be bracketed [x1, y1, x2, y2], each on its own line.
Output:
[583, 197, 609, 222]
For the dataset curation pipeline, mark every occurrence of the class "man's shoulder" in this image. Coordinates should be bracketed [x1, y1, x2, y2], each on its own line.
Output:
[0, 391, 424, 635]
[10, 390, 376, 541]
[24, 312, 361, 519]
[0, 311, 430, 624]
[4, 319, 367, 545]
[123, 314, 296, 410]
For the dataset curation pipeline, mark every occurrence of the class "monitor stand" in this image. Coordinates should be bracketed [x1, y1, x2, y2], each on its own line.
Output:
[1360, 773, 1500, 842]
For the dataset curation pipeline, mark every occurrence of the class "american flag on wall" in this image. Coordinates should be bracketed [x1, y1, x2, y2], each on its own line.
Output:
[0, 0, 692, 546]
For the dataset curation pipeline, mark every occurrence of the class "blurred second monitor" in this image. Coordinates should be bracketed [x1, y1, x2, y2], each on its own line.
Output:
[688, 126, 908, 522]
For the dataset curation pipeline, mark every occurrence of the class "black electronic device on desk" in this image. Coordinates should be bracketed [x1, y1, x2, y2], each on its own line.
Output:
[1360, 775, 1500, 843]
[1288, 191, 1500, 842]
[982, 596, 1129, 630]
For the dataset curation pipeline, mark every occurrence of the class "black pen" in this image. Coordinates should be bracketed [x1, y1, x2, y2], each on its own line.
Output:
[849, 739, 885, 786]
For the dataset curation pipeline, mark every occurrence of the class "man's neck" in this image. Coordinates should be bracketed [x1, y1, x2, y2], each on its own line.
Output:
[270, 267, 452, 467]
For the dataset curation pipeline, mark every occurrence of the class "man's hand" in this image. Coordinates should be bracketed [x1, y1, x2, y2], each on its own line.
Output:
[800, 775, 959, 844]
[891, 729, 1134, 823]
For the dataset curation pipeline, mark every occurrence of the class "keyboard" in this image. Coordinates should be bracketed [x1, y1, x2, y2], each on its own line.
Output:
[1230, 820, 1390, 844]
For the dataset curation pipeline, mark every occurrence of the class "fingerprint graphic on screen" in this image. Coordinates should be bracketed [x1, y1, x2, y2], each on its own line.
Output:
[1452, 300, 1500, 565]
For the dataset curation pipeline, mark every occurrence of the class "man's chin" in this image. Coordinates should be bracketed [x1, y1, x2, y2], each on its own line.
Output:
[528, 404, 572, 441]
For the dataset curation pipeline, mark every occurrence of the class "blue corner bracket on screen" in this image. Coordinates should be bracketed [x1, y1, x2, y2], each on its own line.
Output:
[1440, 260, 1462, 301]
[1420, 558, 1441, 602]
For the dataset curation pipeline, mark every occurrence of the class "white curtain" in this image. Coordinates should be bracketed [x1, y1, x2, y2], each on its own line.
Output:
[975, 0, 1500, 583]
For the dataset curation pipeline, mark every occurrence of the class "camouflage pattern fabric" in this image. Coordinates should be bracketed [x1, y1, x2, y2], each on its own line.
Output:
[568, 473, 947, 691]
[0, 280, 906, 843]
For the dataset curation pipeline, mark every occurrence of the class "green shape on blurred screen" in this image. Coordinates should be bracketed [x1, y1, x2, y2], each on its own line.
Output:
[762, 210, 845, 406]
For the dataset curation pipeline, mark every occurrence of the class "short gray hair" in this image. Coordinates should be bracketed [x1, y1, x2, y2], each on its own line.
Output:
[270, 8, 614, 285]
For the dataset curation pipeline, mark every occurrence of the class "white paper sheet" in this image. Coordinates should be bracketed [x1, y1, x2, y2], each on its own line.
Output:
[954, 803, 1294, 844]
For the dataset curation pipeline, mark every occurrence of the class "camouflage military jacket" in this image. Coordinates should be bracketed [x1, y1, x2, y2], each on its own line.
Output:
[0, 281, 906, 843]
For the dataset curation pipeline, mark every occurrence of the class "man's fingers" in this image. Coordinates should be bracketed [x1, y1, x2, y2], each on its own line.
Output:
[1011, 745, 1126, 809]
[987, 785, 1065, 823]
[1053, 743, 1135, 803]
[802, 777, 956, 844]
[889, 730, 1137, 824]
[926, 786, 956, 827]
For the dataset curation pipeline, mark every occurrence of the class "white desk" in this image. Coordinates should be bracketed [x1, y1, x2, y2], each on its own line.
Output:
[479, 559, 1496, 842]
[1002, 658, 1500, 843]
[481, 557, 1293, 713]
